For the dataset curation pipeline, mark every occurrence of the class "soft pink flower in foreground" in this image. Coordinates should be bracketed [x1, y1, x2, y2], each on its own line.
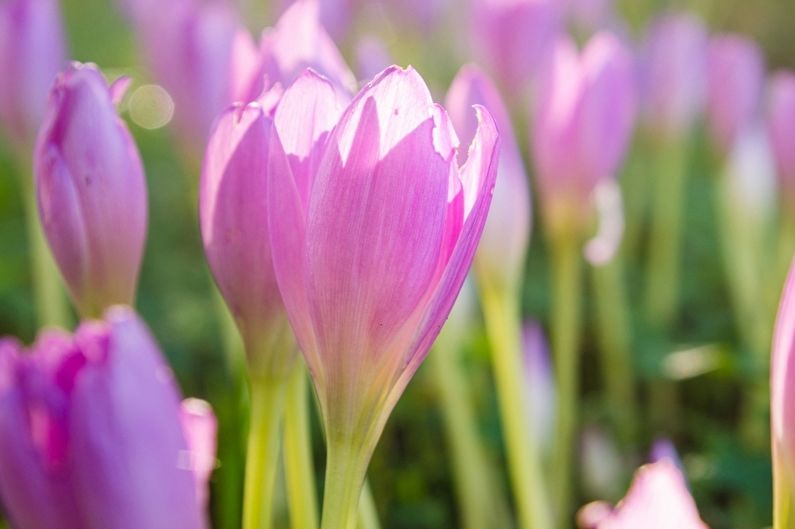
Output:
[470, 0, 561, 96]
[446, 64, 530, 290]
[591, 460, 709, 529]
[641, 11, 708, 138]
[267, 66, 499, 457]
[767, 71, 795, 205]
[772, 259, 795, 525]
[34, 63, 147, 317]
[532, 32, 636, 231]
[258, 0, 357, 96]
[200, 87, 301, 375]
[0, 307, 212, 529]
[707, 34, 764, 157]
[0, 0, 66, 151]
[129, 0, 259, 157]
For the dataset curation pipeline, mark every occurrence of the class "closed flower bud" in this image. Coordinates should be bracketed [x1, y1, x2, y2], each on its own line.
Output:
[34, 63, 147, 318]
[767, 71, 795, 206]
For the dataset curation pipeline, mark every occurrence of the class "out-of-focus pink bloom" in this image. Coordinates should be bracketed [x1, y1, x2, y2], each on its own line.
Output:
[199, 87, 298, 375]
[772, 259, 795, 519]
[258, 0, 357, 97]
[592, 460, 709, 529]
[522, 322, 555, 450]
[707, 34, 764, 157]
[34, 63, 147, 318]
[180, 398, 218, 510]
[0, 307, 210, 529]
[446, 65, 530, 290]
[267, 67, 499, 452]
[377, 0, 449, 32]
[0, 0, 66, 151]
[356, 36, 392, 85]
[767, 71, 795, 205]
[470, 0, 562, 96]
[532, 32, 636, 231]
[641, 12, 708, 139]
[566, 0, 613, 31]
[129, 0, 260, 158]
[650, 439, 684, 470]
[278, 0, 355, 41]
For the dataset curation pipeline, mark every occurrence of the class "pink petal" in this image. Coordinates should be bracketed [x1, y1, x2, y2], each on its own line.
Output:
[180, 398, 217, 509]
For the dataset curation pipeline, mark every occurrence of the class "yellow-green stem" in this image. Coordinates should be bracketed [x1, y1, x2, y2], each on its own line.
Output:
[774, 447, 795, 529]
[549, 229, 583, 527]
[591, 256, 638, 446]
[319, 437, 370, 529]
[479, 283, 553, 529]
[430, 336, 511, 529]
[357, 481, 381, 529]
[19, 160, 69, 328]
[284, 366, 320, 529]
[244, 378, 288, 529]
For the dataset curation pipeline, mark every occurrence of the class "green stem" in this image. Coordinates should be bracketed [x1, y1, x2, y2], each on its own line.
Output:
[774, 448, 795, 529]
[548, 229, 583, 527]
[357, 481, 381, 529]
[283, 366, 320, 529]
[18, 160, 69, 328]
[244, 378, 288, 529]
[644, 138, 687, 328]
[479, 283, 552, 529]
[319, 437, 370, 529]
[591, 255, 638, 446]
[430, 334, 511, 529]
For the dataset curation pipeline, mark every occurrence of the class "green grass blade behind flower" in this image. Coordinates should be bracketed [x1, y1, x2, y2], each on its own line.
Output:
[357, 481, 381, 529]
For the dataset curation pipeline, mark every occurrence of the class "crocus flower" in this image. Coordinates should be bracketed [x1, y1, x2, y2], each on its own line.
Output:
[446, 64, 530, 291]
[641, 11, 708, 139]
[267, 66, 499, 522]
[772, 259, 795, 526]
[278, 0, 355, 41]
[180, 398, 218, 510]
[0, 0, 66, 151]
[707, 34, 764, 157]
[588, 460, 709, 529]
[257, 0, 357, 98]
[356, 35, 392, 85]
[129, 0, 260, 158]
[470, 0, 561, 97]
[34, 63, 147, 318]
[767, 71, 795, 206]
[531, 32, 636, 233]
[0, 307, 212, 529]
[199, 86, 297, 376]
[566, 0, 613, 32]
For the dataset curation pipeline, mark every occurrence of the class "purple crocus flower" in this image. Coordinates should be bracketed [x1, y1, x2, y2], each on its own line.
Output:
[641, 11, 708, 139]
[531, 32, 637, 232]
[0, 307, 213, 529]
[767, 71, 795, 206]
[0, 0, 66, 151]
[707, 34, 765, 157]
[266, 66, 499, 489]
[34, 63, 147, 318]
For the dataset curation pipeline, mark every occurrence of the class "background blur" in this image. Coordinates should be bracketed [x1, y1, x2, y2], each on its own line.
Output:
[1, 0, 794, 528]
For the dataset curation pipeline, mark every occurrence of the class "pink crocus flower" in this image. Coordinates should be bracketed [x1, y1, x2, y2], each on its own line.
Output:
[531, 32, 637, 232]
[34, 63, 147, 318]
[277, 0, 356, 41]
[588, 460, 709, 529]
[767, 71, 795, 206]
[266, 66, 499, 489]
[446, 64, 530, 291]
[0, 0, 66, 151]
[470, 0, 562, 97]
[707, 34, 765, 157]
[641, 11, 708, 139]
[0, 307, 214, 529]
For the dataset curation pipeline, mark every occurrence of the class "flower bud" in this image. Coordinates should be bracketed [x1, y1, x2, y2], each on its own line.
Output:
[767, 71, 795, 206]
[34, 63, 147, 318]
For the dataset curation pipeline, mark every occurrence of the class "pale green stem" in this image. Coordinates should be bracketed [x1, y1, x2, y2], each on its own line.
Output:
[644, 138, 687, 434]
[357, 481, 381, 529]
[548, 228, 583, 527]
[244, 378, 288, 529]
[430, 336, 511, 529]
[18, 159, 69, 328]
[319, 436, 371, 529]
[284, 366, 320, 529]
[591, 255, 637, 446]
[774, 446, 795, 529]
[479, 283, 553, 529]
